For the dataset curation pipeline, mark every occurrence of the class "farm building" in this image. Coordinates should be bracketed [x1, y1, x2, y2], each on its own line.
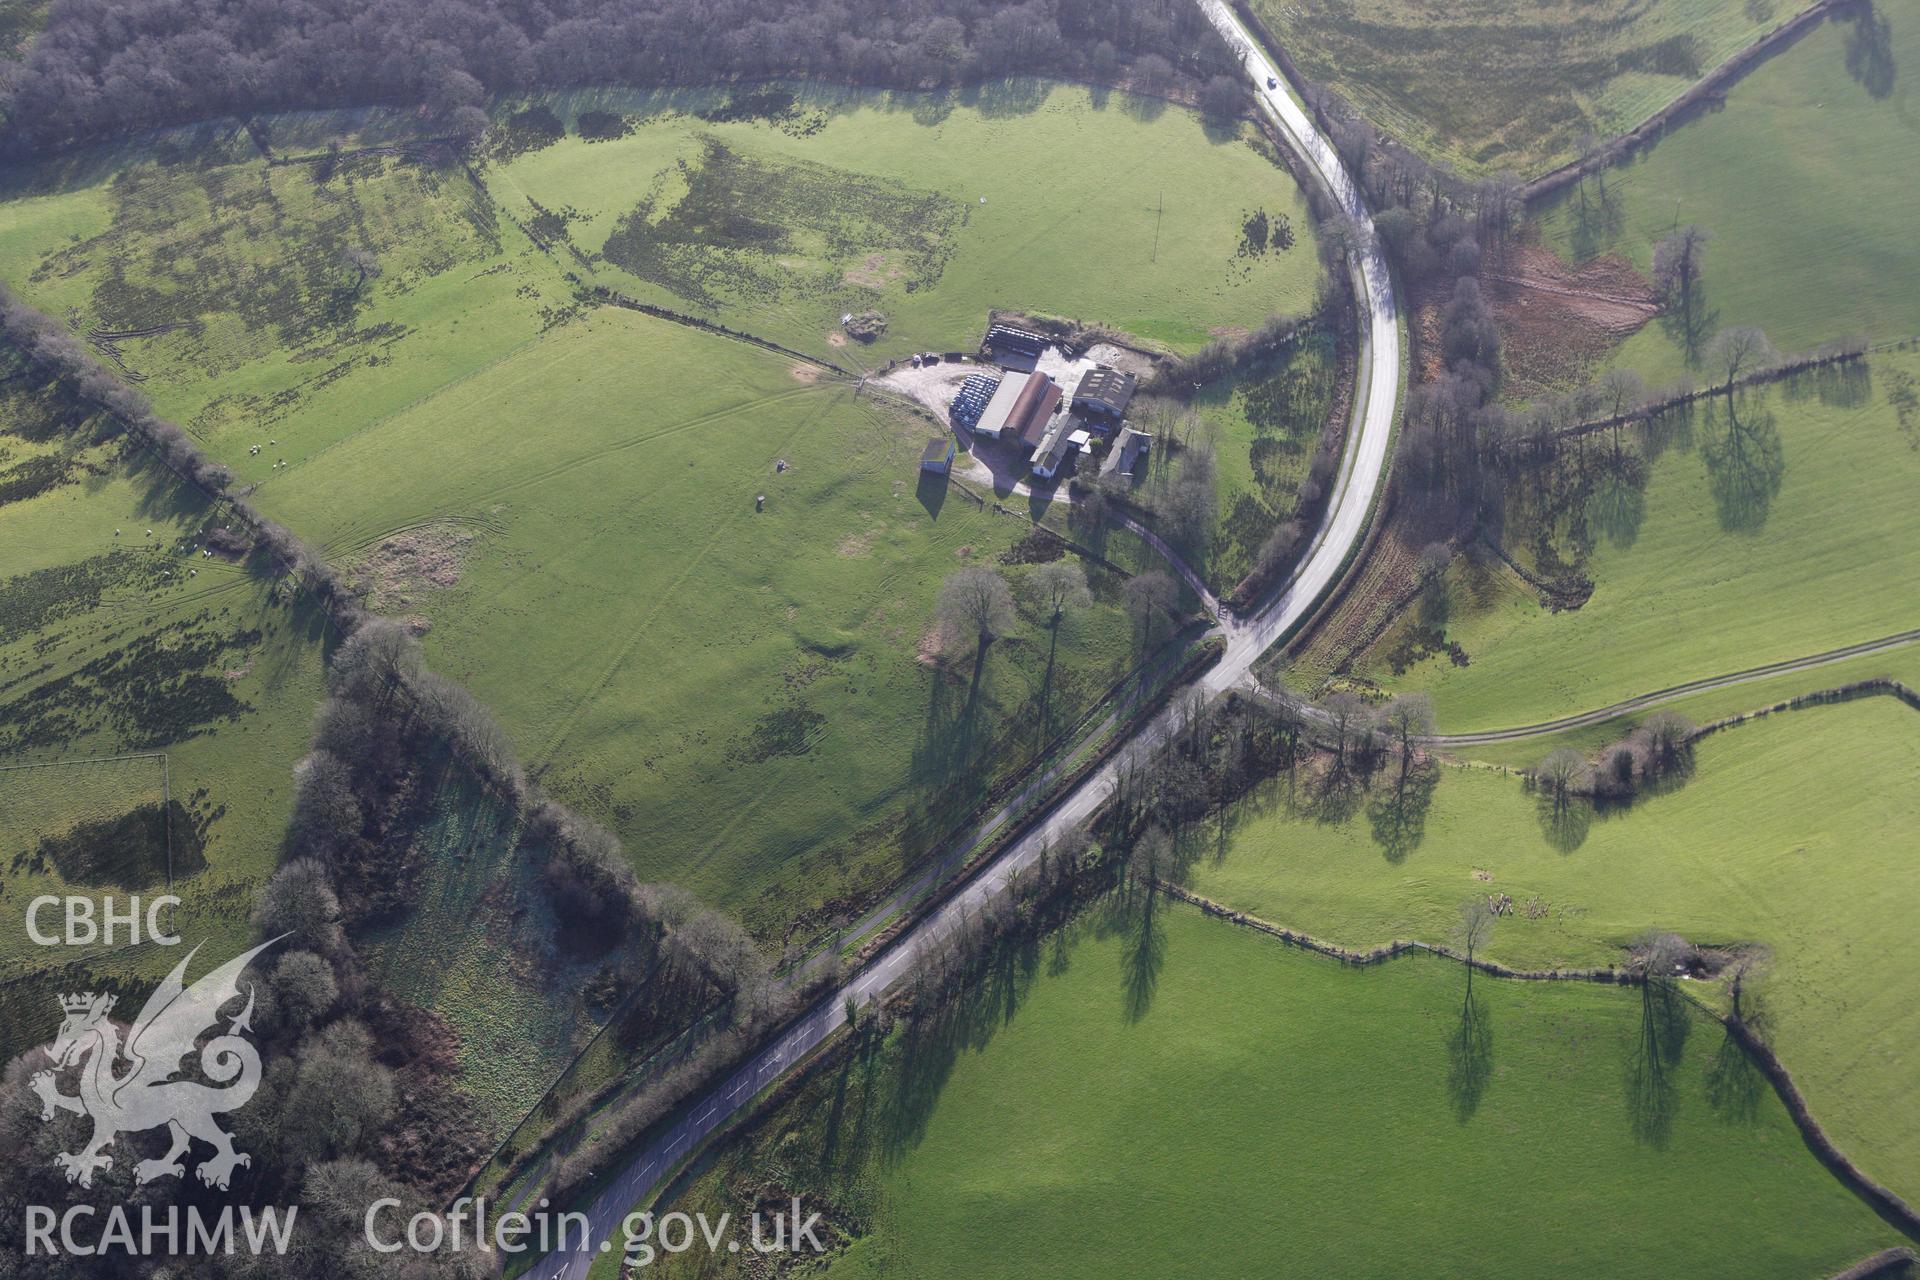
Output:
[973, 372, 1039, 440]
[1072, 367, 1137, 424]
[1017, 382, 1065, 448]
[1030, 421, 1092, 481]
[1099, 427, 1152, 481]
[920, 435, 957, 474]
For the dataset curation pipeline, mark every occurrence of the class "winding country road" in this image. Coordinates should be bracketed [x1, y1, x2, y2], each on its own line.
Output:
[527, 10, 1400, 1273]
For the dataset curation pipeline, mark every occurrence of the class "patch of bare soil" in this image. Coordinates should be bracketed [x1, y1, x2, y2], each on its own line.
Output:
[790, 363, 820, 383]
[844, 251, 903, 289]
[350, 521, 478, 612]
[837, 521, 883, 557]
[1483, 239, 1659, 395]
[826, 330, 848, 348]
[916, 620, 953, 667]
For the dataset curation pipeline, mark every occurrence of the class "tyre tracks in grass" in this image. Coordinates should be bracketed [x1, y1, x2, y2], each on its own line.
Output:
[1429, 628, 1920, 747]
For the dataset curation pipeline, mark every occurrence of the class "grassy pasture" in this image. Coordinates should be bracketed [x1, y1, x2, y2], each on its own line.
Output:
[0, 85, 1306, 940]
[257, 308, 1140, 936]
[0, 374, 327, 1051]
[0, 132, 579, 491]
[642, 902, 1896, 1280]
[1367, 350, 1920, 733]
[488, 82, 1323, 359]
[1255, 0, 1805, 176]
[1535, 4, 1920, 385]
[1185, 695, 1920, 1202]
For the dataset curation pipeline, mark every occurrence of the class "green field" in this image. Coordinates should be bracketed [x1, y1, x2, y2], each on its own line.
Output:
[644, 901, 1897, 1280]
[0, 370, 327, 1044]
[1185, 695, 1920, 1202]
[1367, 350, 1920, 732]
[0, 84, 1322, 941]
[1536, 5, 1919, 385]
[1255, 0, 1808, 176]
[488, 83, 1324, 359]
[257, 308, 1140, 935]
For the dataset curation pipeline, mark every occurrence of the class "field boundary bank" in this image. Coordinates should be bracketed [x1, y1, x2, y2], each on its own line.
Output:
[1828, 1248, 1918, 1280]
[1154, 881, 1631, 981]
[1161, 882, 1920, 1244]
[1685, 679, 1919, 746]
[1477, 534, 1591, 610]
[1727, 1013, 1920, 1242]
[1431, 632, 1920, 746]
[1553, 344, 1871, 444]
[592, 289, 853, 375]
[1524, 0, 1864, 203]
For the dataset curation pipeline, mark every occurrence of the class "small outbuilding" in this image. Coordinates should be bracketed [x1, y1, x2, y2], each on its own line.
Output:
[919, 435, 957, 474]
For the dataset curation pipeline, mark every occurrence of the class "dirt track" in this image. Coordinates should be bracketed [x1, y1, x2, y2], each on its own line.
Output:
[1432, 628, 1920, 746]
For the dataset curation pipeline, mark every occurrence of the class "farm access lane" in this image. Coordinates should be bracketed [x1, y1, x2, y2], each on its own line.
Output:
[1426, 627, 1920, 747]
[524, 10, 1403, 1273]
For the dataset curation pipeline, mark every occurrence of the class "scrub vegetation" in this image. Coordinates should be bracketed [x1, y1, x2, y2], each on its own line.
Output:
[1256, 0, 1816, 176]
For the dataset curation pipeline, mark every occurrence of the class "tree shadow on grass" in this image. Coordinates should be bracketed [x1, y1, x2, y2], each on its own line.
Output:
[1534, 788, 1593, 854]
[1625, 979, 1691, 1147]
[1447, 981, 1494, 1122]
[1845, 2, 1897, 100]
[1295, 761, 1366, 828]
[1658, 284, 1719, 369]
[1584, 451, 1648, 551]
[1368, 758, 1439, 864]
[1120, 884, 1167, 1024]
[877, 924, 1044, 1165]
[1783, 356, 1873, 410]
[1704, 1024, 1765, 1124]
[1566, 180, 1625, 262]
[1700, 393, 1785, 534]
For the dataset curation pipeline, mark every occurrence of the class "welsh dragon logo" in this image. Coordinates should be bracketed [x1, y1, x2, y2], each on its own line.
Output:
[31, 937, 282, 1191]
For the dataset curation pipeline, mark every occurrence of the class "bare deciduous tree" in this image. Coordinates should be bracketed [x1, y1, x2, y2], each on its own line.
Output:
[1380, 693, 1434, 787]
[938, 565, 1016, 664]
[1630, 929, 1692, 986]
[1652, 225, 1709, 313]
[340, 246, 381, 296]
[1536, 747, 1585, 808]
[1027, 560, 1091, 625]
[1319, 690, 1366, 770]
[1706, 325, 1777, 394]
[1122, 570, 1180, 650]
[1642, 710, 1694, 774]
[1455, 896, 1495, 970]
